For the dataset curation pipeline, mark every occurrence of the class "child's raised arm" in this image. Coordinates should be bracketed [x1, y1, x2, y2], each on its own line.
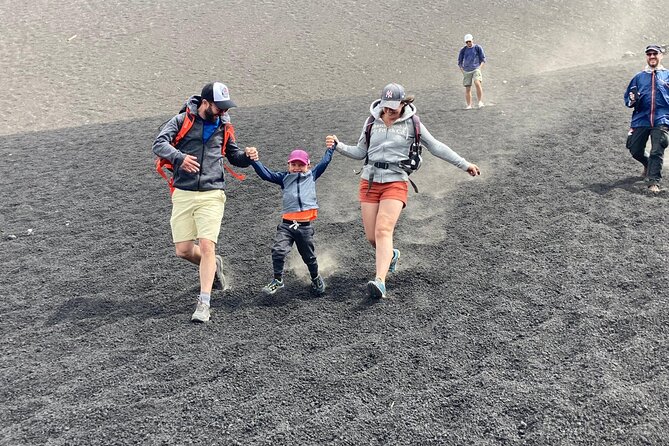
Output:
[251, 160, 286, 185]
[311, 147, 335, 180]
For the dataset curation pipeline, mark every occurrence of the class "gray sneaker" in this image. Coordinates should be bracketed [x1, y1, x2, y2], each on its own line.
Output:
[212, 255, 228, 290]
[191, 301, 211, 323]
[262, 278, 284, 295]
[311, 275, 326, 295]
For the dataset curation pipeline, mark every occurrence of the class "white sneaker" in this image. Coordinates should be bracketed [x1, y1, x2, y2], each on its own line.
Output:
[191, 301, 210, 322]
[465, 105, 473, 110]
[478, 101, 485, 108]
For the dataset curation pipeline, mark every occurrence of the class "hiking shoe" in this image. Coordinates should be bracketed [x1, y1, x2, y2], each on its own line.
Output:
[388, 249, 401, 273]
[311, 275, 326, 295]
[212, 255, 227, 290]
[648, 183, 660, 193]
[191, 301, 211, 323]
[262, 278, 284, 295]
[366, 278, 387, 299]
[478, 101, 485, 108]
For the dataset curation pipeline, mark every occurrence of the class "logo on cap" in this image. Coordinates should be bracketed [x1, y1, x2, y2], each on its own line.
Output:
[385, 89, 394, 99]
[215, 83, 230, 101]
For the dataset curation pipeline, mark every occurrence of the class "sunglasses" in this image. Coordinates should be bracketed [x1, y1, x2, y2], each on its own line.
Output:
[207, 102, 228, 113]
[646, 52, 659, 56]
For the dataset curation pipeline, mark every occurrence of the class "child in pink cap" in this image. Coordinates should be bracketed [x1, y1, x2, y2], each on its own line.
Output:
[250, 147, 335, 295]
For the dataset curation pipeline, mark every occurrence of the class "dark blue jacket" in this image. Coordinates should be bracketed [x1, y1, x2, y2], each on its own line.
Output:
[458, 44, 486, 72]
[624, 67, 669, 128]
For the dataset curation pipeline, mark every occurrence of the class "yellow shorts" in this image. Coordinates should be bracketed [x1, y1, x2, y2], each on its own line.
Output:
[170, 189, 226, 243]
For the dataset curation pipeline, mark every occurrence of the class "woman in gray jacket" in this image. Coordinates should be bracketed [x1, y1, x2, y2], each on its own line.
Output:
[325, 83, 480, 299]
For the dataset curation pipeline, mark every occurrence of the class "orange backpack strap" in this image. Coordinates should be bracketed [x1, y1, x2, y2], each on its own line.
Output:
[156, 112, 244, 195]
[155, 110, 195, 195]
[174, 109, 195, 146]
[221, 123, 246, 180]
[155, 158, 176, 195]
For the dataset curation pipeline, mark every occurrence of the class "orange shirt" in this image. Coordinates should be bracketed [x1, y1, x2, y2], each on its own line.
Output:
[282, 208, 318, 222]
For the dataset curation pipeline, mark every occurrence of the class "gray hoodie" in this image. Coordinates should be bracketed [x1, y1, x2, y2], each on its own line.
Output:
[335, 100, 471, 183]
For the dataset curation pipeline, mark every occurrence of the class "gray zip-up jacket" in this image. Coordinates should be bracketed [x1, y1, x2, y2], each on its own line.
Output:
[152, 95, 252, 191]
[335, 100, 472, 183]
[251, 148, 335, 215]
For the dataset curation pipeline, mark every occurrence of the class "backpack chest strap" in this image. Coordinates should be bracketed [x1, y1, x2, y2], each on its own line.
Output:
[366, 162, 419, 193]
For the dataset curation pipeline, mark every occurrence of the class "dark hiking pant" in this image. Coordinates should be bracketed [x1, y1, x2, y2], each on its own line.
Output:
[627, 125, 669, 184]
[271, 220, 319, 279]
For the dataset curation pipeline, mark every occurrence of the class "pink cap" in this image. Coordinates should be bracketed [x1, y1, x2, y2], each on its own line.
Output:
[288, 149, 310, 165]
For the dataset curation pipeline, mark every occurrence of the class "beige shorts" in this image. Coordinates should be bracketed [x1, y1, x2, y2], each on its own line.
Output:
[170, 189, 226, 243]
[463, 68, 482, 87]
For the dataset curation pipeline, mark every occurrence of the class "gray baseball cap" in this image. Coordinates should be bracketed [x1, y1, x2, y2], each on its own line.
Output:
[645, 44, 664, 54]
[379, 83, 406, 110]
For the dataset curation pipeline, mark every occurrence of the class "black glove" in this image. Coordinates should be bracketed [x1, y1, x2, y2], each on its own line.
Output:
[629, 86, 640, 104]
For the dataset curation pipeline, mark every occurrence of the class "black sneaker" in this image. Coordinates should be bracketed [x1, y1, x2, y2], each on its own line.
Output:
[262, 278, 284, 295]
[311, 275, 326, 295]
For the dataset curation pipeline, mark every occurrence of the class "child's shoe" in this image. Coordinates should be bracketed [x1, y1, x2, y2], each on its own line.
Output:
[311, 275, 326, 295]
[262, 278, 284, 295]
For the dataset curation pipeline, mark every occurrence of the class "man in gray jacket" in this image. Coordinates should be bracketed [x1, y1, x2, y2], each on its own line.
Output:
[153, 82, 258, 322]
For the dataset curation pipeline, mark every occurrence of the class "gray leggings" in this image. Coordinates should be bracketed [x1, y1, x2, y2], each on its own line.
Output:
[271, 221, 319, 279]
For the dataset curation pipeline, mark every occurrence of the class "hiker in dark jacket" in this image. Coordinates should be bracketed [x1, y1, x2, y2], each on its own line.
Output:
[250, 148, 335, 296]
[325, 83, 480, 299]
[153, 82, 258, 323]
[624, 44, 669, 193]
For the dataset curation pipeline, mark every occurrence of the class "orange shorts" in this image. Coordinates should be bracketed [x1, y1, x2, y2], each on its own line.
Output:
[359, 180, 408, 207]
